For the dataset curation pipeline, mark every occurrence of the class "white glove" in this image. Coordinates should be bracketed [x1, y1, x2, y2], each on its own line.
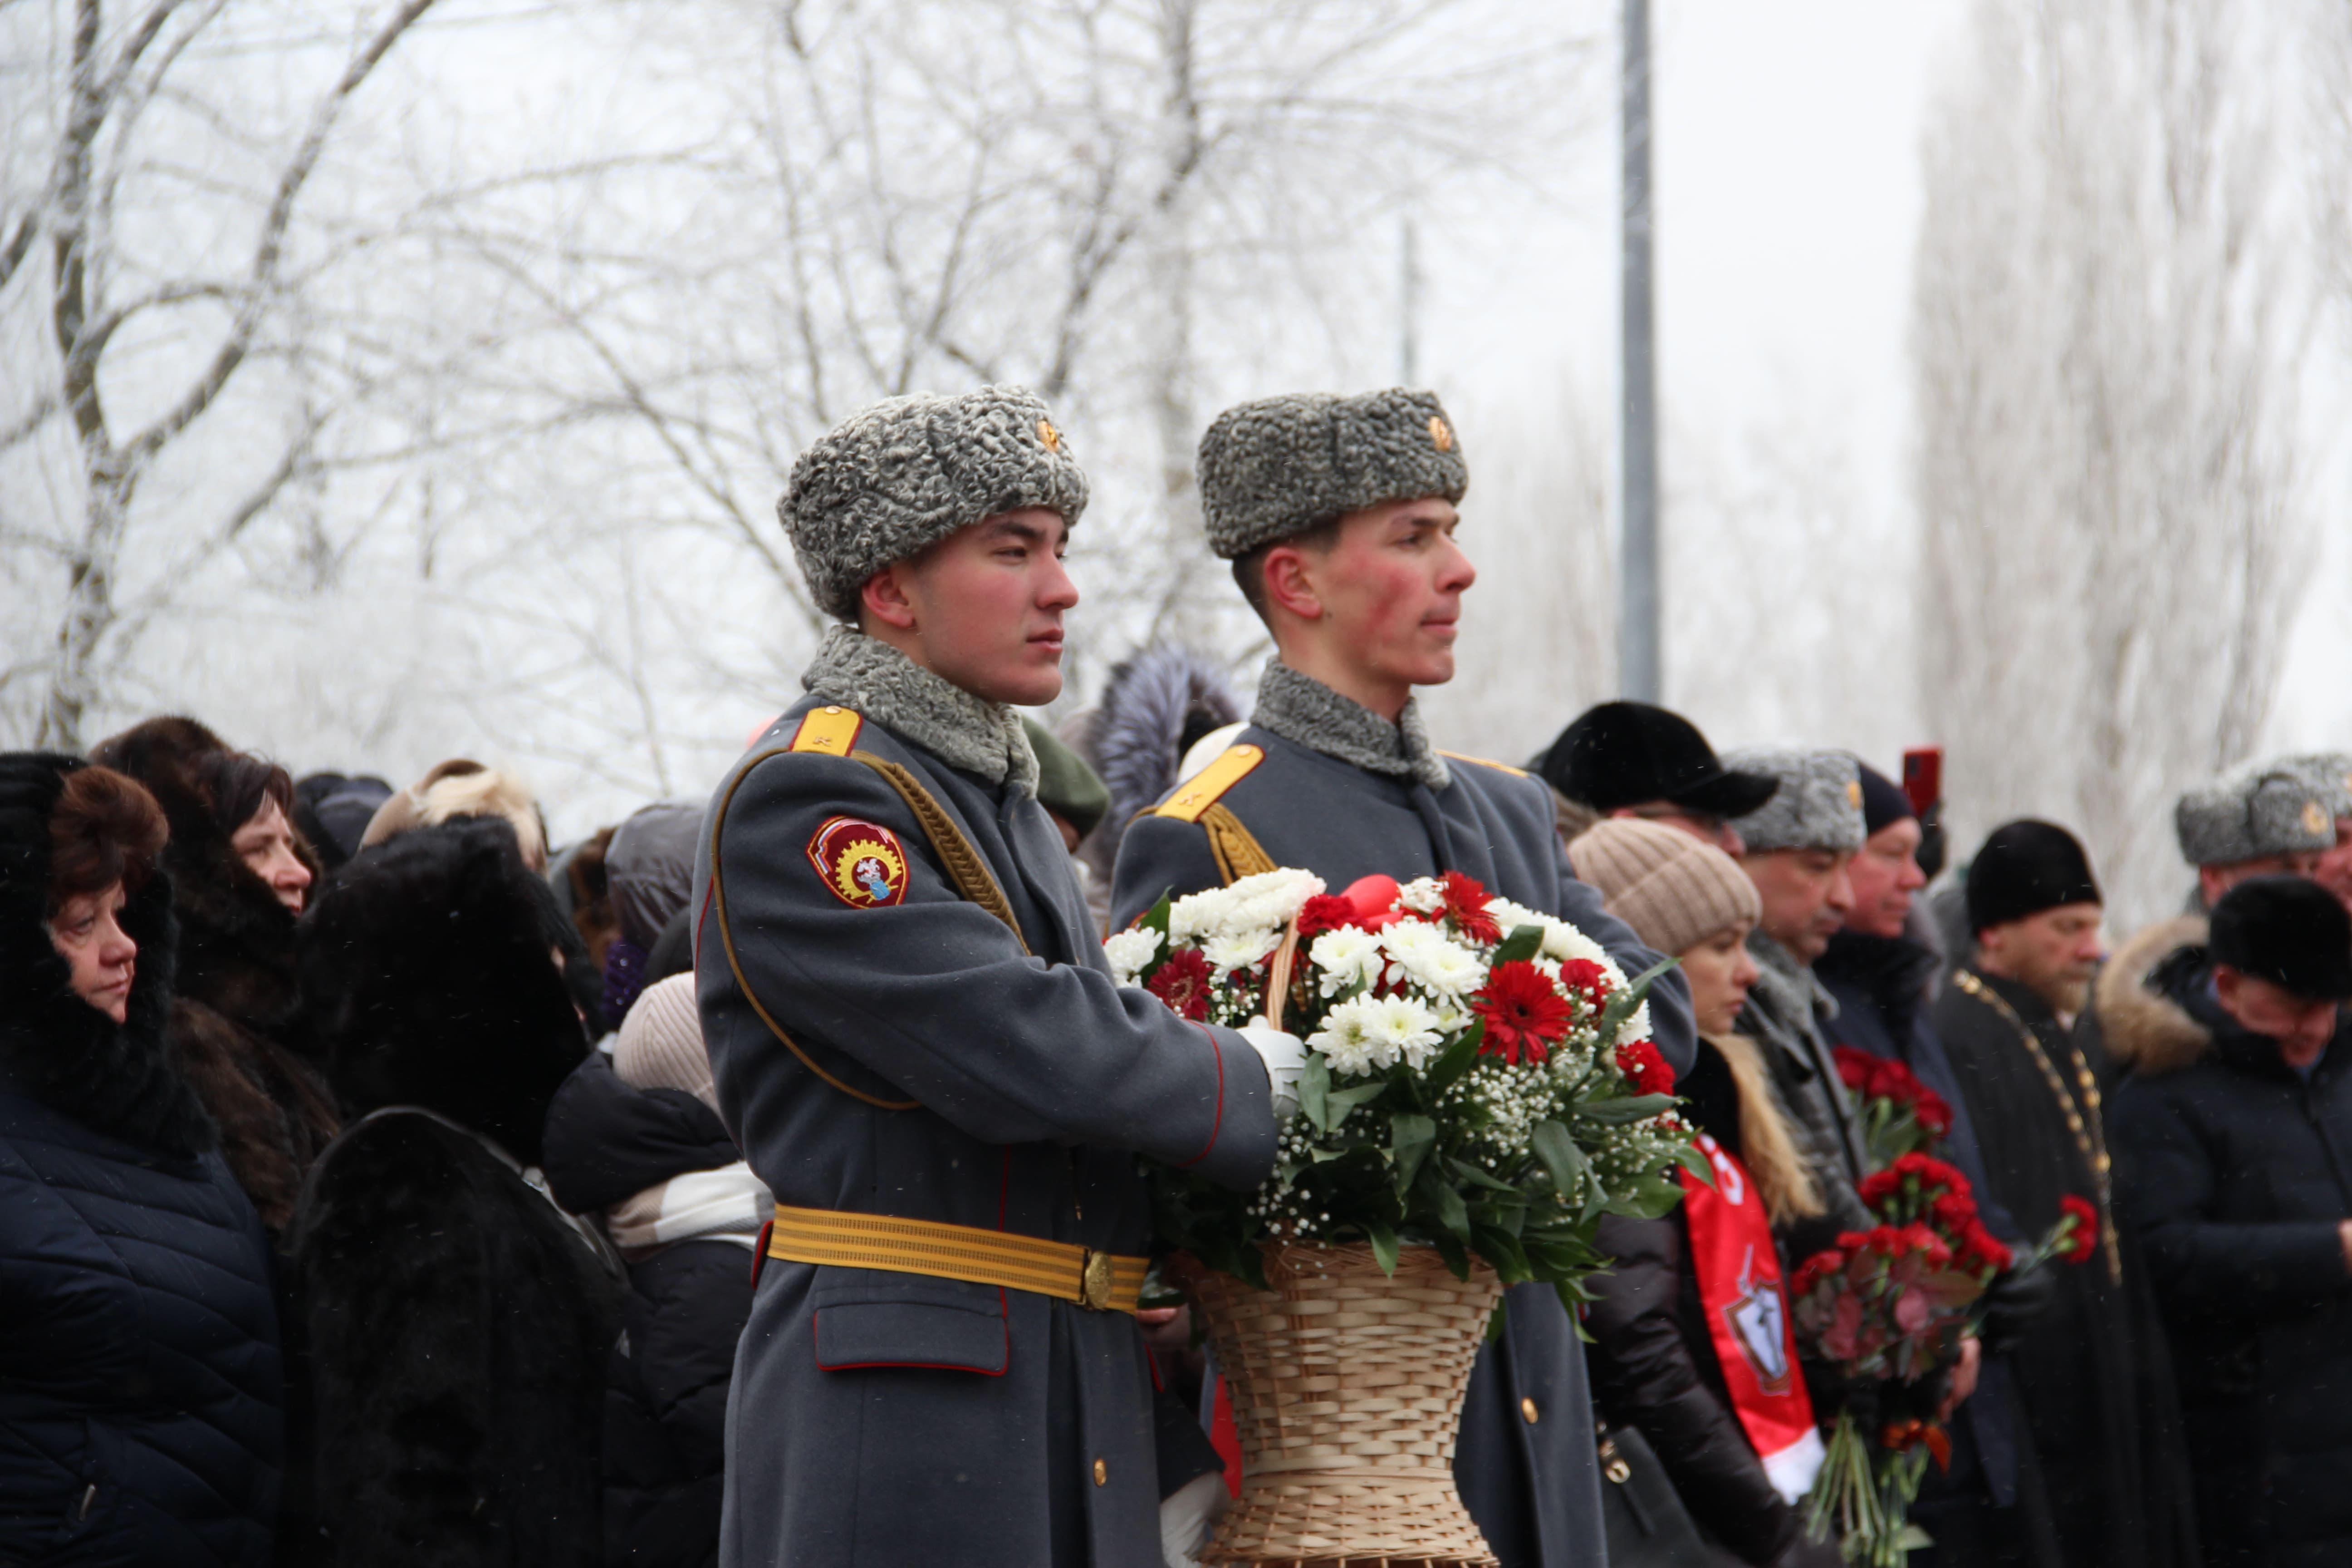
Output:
[1240, 1024, 1308, 1121]
[1160, 1470, 1230, 1568]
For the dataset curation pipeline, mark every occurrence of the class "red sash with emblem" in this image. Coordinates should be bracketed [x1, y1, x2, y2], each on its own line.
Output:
[1680, 1132, 1825, 1501]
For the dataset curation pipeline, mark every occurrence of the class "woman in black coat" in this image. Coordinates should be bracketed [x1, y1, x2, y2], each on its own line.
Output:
[293, 817, 622, 1568]
[0, 752, 283, 1566]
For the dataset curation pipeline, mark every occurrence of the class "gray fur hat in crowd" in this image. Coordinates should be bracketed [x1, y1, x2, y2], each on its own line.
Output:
[1196, 387, 1468, 559]
[1720, 747, 1867, 855]
[2280, 753, 2352, 823]
[2174, 762, 2338, 867]
[781, 385, 1089, 620]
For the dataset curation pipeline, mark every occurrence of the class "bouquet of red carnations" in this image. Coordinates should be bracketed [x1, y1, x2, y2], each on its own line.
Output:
[1833, 1046, 1954, 1167]
[1795, 1155, 2102, 1563]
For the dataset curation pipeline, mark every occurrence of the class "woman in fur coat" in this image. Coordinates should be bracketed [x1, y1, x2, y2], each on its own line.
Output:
[0, 753, 283, 1565]
[293, 816, 620, 1568]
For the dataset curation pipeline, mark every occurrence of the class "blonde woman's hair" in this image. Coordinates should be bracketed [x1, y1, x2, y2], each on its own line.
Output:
[1704, 1031, 1823, 1224]
[359, 759, 547, 871]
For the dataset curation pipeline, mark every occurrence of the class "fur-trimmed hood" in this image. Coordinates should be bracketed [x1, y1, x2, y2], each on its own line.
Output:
[2097, 913, 2212, 1077]
[90, 715, 321, 1043]
[301, 816, 588, 1166]
[0, 751, 214, 1156]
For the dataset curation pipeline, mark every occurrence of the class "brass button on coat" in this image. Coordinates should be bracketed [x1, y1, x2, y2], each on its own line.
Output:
[1092, 1458, 1107, 1486]
[1521, 1396, 1540, 1424]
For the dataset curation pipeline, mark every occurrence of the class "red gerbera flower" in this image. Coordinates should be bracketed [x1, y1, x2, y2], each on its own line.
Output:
[1617, 1037, 1676, 1097]
[1471, 959, 1571, 1065]
[1436, 871, 1502, 945]
[1295, 894, 1360, 939]
[1145, 947, 1214, 1021]
[2056, 1193, 2101, 1265]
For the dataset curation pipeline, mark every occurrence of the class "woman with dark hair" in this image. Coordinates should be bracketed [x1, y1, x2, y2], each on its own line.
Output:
[0, 753, 283, 1566]
[90, 717, 338, 1237]
[293, 816, 619, 1568]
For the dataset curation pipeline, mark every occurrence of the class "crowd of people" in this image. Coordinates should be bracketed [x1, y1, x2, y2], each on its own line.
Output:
[5, 380, 2351, 1568]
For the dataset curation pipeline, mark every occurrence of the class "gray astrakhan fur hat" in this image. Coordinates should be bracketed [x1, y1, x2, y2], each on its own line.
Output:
[2280, 753, 2352, 823]
[1196, 387, 1468, 559]
[1720, 747, 1866, 855]
[782, 385, 1089, 620]
[2175, 762, 2337, 867]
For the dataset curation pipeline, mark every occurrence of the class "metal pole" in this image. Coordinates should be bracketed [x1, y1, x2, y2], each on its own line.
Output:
[1400, 217, 1421, 384]
[1619, 0, 1661, 702]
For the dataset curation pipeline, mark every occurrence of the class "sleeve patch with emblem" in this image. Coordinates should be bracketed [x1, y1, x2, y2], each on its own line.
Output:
[807, 817, 911, 909]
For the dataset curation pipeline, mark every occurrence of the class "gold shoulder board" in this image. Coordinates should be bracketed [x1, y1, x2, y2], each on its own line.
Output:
[1440, 750, 1528, 778]
[1154, 745, 1265, 823]
[790, 706, 864, 757]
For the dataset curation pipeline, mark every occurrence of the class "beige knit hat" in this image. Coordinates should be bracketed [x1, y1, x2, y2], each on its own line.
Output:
[614, 972, 715, 1108]
[1568, 818, 1761, 957]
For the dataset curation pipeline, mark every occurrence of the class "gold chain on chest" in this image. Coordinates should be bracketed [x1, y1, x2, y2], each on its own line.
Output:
[1951, 968, 2122, 1283]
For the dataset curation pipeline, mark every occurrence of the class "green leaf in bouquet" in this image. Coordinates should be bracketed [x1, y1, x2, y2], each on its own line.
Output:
[1603, 1173, 1689, 1219]
[1389, 1112, 1436, 1195]
[1597, 954, 1681, 1039]
[1485, 1298, 1509, 1342]
[1323, 1079, 1389, 1124]
[1576, 1093, 1678, 1125]
[1529, 1118, 1589, 1205]
[1298, 1052, 1333, 1132]
[1447, 1155, 1522, 1195]
[1423, 1019, 1487, 1095]
[1431, 1230, 1472, 1282]
[1366, 1221, 1401, 1277]
[1142, 893, 1173, 939]
[1493, 922, 1548, 966]
[1469, 1197, 1528, 1238]
[1416, 1167, 1474, 1244]
[1672, 1139, 1718, 1187]
[1471, 1223, 1533, 1284]
[1921, 1269, 1990, 1310]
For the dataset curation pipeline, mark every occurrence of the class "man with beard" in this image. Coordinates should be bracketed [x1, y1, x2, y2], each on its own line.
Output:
[1816, 769, 2053, 1567]
[1111, 387, 1695, 1568]
[2112, 877, 2352, 1567]
[1935, 821, 2196, 1568]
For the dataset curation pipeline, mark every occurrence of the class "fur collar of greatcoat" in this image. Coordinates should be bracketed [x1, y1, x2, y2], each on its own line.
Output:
[0, 751, 214, 1157]
[300, 816, 588, 1166]
[2098, 914, 2214, 1078]
[89, 715, 322, 1040]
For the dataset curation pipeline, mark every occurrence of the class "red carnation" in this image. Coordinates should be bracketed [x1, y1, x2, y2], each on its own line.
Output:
[1145, 947, 1214, 1021]
[1913, 1087, 1954, 1137]
[1295, 894, 1360, 939]
[1557, 958, 1613, 1012]
[2056, 1194, 2100, 1265]
[1471, 959, 1572, 1066]
[1833, 1044, 1879, 1094]
[1960, 1220, 2013, 1275]
[1792, 1247, 1847, 1297]
[1437, 871, 1503, 945]
[1617, 1037, 1676, 1097]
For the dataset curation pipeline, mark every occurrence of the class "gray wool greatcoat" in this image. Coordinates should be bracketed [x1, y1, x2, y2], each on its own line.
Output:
[694, 699, 1275, 1568]
[1112, 725, 1697, 1568]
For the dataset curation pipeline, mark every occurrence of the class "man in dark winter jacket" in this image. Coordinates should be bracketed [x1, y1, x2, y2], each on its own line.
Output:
[2112, 876, 2352, 1568]
[1817, 765, 2053, 1568]
[1112, 387, 1695, 1568]
[1936, 821, 2196, 1568]
[699, 387, 1277, 1568]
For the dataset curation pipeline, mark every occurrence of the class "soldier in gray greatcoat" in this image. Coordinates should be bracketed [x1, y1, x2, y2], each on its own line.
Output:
[696, 387, 1289, 1568]
[1110, 388, 1698, 1568]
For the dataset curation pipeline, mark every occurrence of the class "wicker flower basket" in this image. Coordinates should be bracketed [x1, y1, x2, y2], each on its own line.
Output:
[1171, 1242, 1505, 1568]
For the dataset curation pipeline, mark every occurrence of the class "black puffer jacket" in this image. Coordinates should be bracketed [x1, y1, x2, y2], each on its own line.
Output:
[2112, 942, 2352, 1568]
[1585, 1042, 1832, 1568]
[544, 1052, 753, 1568]
[293, 818, 621, 1568]
[0, 752, 282, 1567]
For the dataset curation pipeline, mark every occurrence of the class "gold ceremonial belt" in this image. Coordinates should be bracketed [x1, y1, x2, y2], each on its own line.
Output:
[764, 1203, 1147, 1313]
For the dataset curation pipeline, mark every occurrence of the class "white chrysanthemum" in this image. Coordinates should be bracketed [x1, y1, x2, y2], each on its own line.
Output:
[1308, 927, 1383, 995]
[1203, 927, 1279, 973]
[1623, 1000, 1653, 1042]
[1308, 998, 1383, 1077]
[1103, 926, 1163, 983]
[1166, 887, 1235, 944]
[1220, 867, 1325, 931]
[1361, 994, 1446, 1068]
[1379, 921, 1482, 996]
[1539, 918, 1612, 968]
[1485, 896, 1548, 938]
[1397, 877, 1446, 914]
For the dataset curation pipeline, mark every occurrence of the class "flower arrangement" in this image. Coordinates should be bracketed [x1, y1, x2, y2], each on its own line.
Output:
[1113, 867, 1699, 1300]
[1833, 1046, 1953, 1167]
[1796, 1156, 2103, 1563]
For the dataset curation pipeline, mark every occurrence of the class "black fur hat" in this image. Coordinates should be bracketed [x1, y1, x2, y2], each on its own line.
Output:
[1539, 701, 1778, 819]
[302, 816, 588, 1165]
[0, 751, 213, 1156]
[1966, 820, 2102, 934]
[2210, 875, 2352, 1001]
